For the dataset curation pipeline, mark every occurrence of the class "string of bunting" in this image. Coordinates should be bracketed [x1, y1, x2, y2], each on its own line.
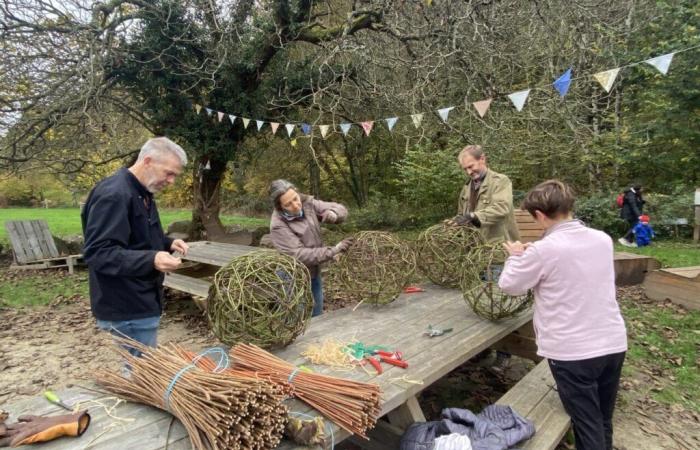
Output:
[191, 45, 698, 140]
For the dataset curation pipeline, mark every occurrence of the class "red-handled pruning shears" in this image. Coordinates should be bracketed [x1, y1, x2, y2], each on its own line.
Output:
[403, 286, 425, 294]
[373, 350, 408, 369]
[363, 356, 383, 374]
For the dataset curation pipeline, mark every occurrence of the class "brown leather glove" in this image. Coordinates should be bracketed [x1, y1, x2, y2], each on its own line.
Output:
[0, 411, 90, 447]
[332, 237, 355, 254]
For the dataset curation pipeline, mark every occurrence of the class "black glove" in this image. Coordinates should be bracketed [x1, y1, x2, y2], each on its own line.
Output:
[448, 212, 481, 228]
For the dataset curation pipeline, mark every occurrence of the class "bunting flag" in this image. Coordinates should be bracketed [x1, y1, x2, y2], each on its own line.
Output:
[437, 106, 455, 123]
[204, 160, 211, 170]
[411, 113, 424, 128]
[508, 89, 530, 112]
[301, 123, 312, 136]
[340, 123, 352, 136]
[553, 68, 573, 97]
[361, 121, 374, 136]
[228, 114, 236, 124]
[285, 124, 295, 137]
[217, 111, 225, 122]
[270, 122, 280, 135]
[242, 117, 251, 129]
[290, 138, 298, 147]
[593, 68, 620, 93]
[205, 108, 213, 116]
[472, 99, 493, 118]
[319, 125, 331, 138]
[256, 120, 265, 131]
[194, 104, 202, 114]
[645, 52, 674, 75]
[385, 117, 398, 131]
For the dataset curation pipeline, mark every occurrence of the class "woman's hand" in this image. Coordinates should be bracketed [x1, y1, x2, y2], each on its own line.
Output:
[321, 210, 338, 224]
[503, 240, 531, 257]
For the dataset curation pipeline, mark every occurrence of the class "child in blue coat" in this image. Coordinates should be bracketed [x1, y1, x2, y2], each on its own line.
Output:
[633, 215, 655, 247]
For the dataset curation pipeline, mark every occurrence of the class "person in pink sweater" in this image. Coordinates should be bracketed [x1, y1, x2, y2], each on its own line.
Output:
[498, 179, 627, 450]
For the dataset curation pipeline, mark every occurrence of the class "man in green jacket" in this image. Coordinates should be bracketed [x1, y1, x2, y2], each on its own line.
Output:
[450, 144, 520, 243]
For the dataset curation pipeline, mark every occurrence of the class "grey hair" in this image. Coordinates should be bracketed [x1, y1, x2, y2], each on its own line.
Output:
[269, 179, 297, 208]
[137, 137, 188, 166]
[457, 144, 484, 163]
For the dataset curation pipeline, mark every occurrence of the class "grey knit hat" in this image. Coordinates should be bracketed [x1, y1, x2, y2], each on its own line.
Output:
[269, 179, 296, 206]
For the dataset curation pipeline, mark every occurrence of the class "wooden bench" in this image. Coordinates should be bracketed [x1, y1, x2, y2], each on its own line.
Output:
[497, 359, 570, 450]
[4, 220, 84, 274]
[515, 209, 544, 243]
[643, 266, 700, 310]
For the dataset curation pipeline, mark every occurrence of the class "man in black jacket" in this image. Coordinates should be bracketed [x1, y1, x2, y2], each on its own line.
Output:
[81, 137, 189, 356]
[618, 184, 645, 248]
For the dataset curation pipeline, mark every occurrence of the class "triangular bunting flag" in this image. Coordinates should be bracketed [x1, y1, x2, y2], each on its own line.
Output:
[507, 89, 530, 112]
[553, 68, 573, 97]
[593, 68, 620, 93]
[319, 125, 331, 138]
[228, 114, 236, 124]
[217, 111, 224, 122]
[411, 113, 424, 128]
[270, 122, 280, 135]
[361, 121, 374, 136]
[645, 52, 674, 75]
[205, 108, 213, 116]
[285, 124, 295, 137]
[256, 120, 265, 131]
[437, 106, 455, 123]
[385, 117, 398, 132]
[204, 160, 211, 170]
[472, 99, 492, 118]
[290, 138, 298, 147]
[340, 123, 352, 136]
[242, 118, 250, 129]
[301, 123, 312, 136]
[194, 104, 202, 114]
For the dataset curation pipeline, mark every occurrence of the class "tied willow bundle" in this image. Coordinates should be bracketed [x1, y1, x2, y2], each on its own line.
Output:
[95, 339, 288, 450]
[331, 231, 416, 305]
[207, 249, 313, 349]
[416, 223, 485, 288]
[461, 243, 533, 320]
[230, 343, 382, 439]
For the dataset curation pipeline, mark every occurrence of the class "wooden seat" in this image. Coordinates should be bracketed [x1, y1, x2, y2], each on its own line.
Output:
[497, 359, 570, 450]
[643, 266, 700, 310]
[514, 209, 544, 243]
[4, 220, 84, 274]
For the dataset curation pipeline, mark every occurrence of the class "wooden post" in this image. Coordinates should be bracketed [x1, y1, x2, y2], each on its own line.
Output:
[694, 188, 700, 242]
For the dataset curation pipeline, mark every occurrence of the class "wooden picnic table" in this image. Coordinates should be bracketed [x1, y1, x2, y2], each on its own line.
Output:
[2, 282, 533, 450]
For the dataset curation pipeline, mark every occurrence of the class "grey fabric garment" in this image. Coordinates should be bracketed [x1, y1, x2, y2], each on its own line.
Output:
[400, 405, 535, 450]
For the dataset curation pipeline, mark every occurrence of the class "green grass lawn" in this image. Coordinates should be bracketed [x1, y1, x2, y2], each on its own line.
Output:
[614, 240, 700, 268]
[0, 207, 269, 245]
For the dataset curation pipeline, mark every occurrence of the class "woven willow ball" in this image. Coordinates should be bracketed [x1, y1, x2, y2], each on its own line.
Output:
[332, 231, 417, 305]
[207, 249, 313, 349]
[416, 223, 485, 288]
[461, 243, 533, 320]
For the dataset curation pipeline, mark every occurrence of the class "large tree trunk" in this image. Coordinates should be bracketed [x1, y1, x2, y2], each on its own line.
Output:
[191, 156, 228, 240]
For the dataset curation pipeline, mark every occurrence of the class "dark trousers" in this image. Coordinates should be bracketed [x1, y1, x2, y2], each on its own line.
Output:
[623, 218, 638, 241]
[548, 352, 625, 450]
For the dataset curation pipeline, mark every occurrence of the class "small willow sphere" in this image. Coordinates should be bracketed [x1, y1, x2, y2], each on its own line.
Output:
[332, 231, 417, 305]
[461, 243, 533, 320]
[416, 223, 485, 288]
[207, 249, 313, 349]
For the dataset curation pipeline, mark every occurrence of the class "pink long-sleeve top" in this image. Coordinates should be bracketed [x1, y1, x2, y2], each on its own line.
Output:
[498, 220, 628, 361]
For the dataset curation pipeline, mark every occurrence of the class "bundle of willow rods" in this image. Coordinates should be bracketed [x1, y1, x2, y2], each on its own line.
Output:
[331, 231, 416, 305]
[95, 338, 289, 450]
[416, 223, 485, 288]
[207, 249, 313, 349]
[230, 343, 382, 439]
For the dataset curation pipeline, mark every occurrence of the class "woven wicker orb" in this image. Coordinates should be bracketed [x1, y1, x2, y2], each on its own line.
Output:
[207, 249, 313, 349]
[460, 243, 533, 320]
[332, 231, 416, 305]
[416, 223, 485, 288]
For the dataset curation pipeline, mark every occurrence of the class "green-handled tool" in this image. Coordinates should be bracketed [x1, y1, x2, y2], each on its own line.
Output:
[43, 390, 73, 411]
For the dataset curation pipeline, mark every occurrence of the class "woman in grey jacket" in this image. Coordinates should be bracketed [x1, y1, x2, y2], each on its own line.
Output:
[268, 179, 353, 316]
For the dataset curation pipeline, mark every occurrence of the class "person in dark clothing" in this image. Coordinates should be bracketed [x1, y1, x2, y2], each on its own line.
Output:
[81, 137, 188, 356]
[618, 184, 645, 247]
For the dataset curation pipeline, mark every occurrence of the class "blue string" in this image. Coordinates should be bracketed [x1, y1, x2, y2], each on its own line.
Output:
[163, 347, 231, 410]
[287, 367, 301, 384]
[289, 411, 334, 450]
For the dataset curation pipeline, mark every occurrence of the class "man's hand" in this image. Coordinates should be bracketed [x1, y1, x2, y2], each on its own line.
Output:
[503, 241, 531, 257]
[444, 212, 481, 227]
[321, 210, 338, 224]
[170, 239, 189, 256]
[155, 251, 182, 273]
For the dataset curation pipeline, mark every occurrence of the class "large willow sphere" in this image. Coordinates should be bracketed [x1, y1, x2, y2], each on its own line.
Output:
[461, 243, 533, 320]
[416, 224, 485, 288]
[207, 249, 313, 349]
[333, 231, 417, 305]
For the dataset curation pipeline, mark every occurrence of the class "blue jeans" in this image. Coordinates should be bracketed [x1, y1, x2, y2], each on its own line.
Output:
[311, 274, 324, 317]
[96, 316, 160, 357]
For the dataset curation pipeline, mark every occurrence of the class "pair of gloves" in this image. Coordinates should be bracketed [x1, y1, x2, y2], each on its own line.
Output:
[0, 411, 90, 447]
[332, 237, 354, 255]
[445, 212, 481, 228]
